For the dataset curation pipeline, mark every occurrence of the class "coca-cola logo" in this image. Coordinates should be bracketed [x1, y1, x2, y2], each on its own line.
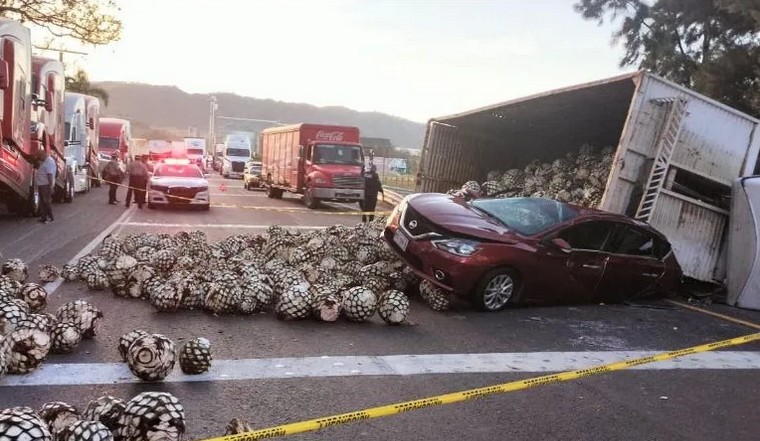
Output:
[316, 131, 344, 142]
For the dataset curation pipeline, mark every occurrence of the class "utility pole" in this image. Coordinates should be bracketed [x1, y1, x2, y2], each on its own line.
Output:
[208, 95, 218, 153]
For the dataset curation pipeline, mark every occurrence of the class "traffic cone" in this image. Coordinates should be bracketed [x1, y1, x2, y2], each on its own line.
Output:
[219, 183, 227, 192]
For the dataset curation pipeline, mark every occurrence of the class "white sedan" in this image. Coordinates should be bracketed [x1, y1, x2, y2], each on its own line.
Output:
[147, 160, 210, 210]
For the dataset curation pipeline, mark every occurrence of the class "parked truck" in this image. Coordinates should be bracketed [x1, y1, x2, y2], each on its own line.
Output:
[0, 19, 39, 216]
[220, 133, 252, 178]
[183, 137, 207, 170]
[99, 117, 131, 160]
[64, 92, 96, 193]
[83, 95, 100, 186]
[129, 137, 148, 160]
[260, 124, 365, 208]
[31, 56, 80, 201]
[417, 71, 760, 285]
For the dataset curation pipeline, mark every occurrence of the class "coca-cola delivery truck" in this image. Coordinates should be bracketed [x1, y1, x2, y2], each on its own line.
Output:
[261, 124, 365, 208]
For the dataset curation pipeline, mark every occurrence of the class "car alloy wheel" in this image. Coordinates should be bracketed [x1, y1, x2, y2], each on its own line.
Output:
[475, 268, 518, 312]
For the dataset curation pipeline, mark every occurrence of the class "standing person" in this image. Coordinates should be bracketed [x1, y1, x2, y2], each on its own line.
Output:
[102, 153, 124, 205]
[361, 164, 383, 223]
[35, 150, 56, 223]
[125, 155, 149, 209]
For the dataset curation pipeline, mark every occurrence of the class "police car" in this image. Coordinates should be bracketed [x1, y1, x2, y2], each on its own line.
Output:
[147, 159, 210, 210]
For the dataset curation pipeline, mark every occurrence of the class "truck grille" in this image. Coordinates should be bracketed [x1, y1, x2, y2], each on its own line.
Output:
[166, 187, 198, 204]
[333, 176, 363, 188]
[232, 161, 245, 172]
[401, 206, 442, 239]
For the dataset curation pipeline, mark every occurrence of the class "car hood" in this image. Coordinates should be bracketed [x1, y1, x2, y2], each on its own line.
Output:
[407, 193, 518, 243]
[150, 177, 208, 188]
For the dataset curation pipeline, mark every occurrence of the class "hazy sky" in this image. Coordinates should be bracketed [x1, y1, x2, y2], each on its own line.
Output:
[37, 0, 629, 122]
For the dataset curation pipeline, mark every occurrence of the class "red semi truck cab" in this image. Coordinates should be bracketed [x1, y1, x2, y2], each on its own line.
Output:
[99, 117, 131, 160]
[261, 124, 365, 208]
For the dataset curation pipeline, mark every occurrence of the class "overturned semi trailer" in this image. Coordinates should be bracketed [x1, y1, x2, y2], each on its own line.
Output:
[418, 71, 760, 284]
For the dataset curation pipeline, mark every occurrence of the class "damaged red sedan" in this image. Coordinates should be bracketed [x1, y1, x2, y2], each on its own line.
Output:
[384, 194, 683, 311]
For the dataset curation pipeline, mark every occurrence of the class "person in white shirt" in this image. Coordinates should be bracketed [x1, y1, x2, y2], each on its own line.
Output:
[34, 150, 57, 223]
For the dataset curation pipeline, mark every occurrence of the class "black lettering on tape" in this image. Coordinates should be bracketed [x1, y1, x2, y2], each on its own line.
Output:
[316, 412, 371, 429]
[393, 398, 444, 413]
[575, 365, 611, 377]
[462, 385, 503, 400]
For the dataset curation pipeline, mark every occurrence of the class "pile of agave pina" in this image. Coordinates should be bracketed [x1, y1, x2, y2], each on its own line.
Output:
[0, 258, 103, 378]
[0, 391, 185, 441]
[54, 220, 454, 324]
[447, 144, 616, 207]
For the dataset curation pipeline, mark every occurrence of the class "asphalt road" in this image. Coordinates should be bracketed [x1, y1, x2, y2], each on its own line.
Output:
[1, 175, 760, 441]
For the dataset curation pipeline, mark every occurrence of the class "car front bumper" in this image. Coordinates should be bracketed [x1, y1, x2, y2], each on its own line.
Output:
[149, 190, 210, 205]
[383, 218, 486, 296]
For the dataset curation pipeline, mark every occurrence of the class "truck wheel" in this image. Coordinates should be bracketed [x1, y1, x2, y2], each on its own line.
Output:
[64, 174, 74, 203]
[275, 188, 284, 199]
[304, 188, 320, 209]
[52, 185, 63, 204]
[267, 186, 277, 199]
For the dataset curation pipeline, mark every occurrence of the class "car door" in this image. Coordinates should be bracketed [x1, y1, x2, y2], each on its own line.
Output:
[533, 220, 616, 305]
[596, 224, 666, 303]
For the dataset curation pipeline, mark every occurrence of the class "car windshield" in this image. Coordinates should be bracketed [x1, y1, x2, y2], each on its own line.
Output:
[470, 197, 578, 236]
[100, 137, 119, 150]
[312, 144, 363, 165]
[153, 164, 203, 178]
[226, 148, 249, 157]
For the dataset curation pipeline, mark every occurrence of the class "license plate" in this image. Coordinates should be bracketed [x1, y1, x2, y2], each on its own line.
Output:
[393, 230, 410, 251]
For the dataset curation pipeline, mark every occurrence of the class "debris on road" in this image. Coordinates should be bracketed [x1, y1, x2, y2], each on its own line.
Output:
[53, 220, 446, 321]
[125, 332, 177, 381]
[179, 337, 212, 375]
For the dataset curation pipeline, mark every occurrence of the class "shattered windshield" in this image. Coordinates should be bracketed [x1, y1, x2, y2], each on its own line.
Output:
[471, 197, 578, 236]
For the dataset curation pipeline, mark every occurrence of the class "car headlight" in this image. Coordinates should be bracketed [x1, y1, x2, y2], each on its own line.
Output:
[314, 177, 326, 184]
[431, 238, 481, 256]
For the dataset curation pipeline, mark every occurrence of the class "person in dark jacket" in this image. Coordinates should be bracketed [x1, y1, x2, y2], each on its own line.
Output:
[102, 154, 124, 205]
[361, 164, 383, 222]
[125, 155, 150, 209]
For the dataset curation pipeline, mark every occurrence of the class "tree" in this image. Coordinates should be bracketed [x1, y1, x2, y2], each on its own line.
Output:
[66, 69, 109, 105]
[575, 0, 760, 117]
[0, 0, 122, 45]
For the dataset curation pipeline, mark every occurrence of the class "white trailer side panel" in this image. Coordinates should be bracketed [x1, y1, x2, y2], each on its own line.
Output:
[643, 75, 759, 184]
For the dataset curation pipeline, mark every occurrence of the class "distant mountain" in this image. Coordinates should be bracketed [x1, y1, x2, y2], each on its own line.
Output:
[94, 82, 425, 148]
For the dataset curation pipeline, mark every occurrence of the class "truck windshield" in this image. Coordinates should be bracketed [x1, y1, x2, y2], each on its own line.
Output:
[100, 137, 119, 150]
[226, 148, 249, 157]
[312, 144, 363, 165]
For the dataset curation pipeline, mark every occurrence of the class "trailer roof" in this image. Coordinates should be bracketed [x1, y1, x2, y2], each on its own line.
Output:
[433, 70, 759, 127]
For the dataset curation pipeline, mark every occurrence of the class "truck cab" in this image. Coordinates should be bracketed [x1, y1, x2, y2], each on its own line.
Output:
[183, 137, 207, 171]
[221, 134, 251, 179]
[32, 57, 77, 201]
[83, 95, 100, 186]
[0, 19, 38, 215]
[64, 92, 91, 193]
[99, 117, 131, 160]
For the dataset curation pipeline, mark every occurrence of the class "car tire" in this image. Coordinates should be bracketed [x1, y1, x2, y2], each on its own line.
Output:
[201, 204, 210, 211]
[148, 203, 155, 209]
[64, 174, 74, 203]
[473, 268, 520, 312]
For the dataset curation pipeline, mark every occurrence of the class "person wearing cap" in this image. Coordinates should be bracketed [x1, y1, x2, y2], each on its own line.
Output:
[102, 153, 124, 205]
[125, 155, 150, 209]
[361, 164, 383, 222]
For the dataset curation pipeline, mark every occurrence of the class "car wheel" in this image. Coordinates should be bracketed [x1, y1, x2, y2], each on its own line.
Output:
[474, 268, 520, 312]
[148, 203, 155, 209]
[201, 204, 210, 211]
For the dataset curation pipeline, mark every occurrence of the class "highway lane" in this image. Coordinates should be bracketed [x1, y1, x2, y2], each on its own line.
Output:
[1, 175, 760, 440]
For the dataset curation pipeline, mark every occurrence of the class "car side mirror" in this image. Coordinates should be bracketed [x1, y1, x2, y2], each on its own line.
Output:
[549, 237, 572, 254]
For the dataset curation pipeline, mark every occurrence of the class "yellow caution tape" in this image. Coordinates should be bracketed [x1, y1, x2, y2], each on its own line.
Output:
[201, 332, 760, 441]
[100, 180, 393, 216]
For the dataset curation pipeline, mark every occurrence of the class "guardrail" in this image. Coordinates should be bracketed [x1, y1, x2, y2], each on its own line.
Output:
[382, 189, 406, 206]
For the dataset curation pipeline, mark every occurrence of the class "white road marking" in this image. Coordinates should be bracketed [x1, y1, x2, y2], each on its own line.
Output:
[43, 207, 135, 295]
[2, 351, 760, 387]
[118, 222, 328, 229]
[210, 193, 267, 197]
